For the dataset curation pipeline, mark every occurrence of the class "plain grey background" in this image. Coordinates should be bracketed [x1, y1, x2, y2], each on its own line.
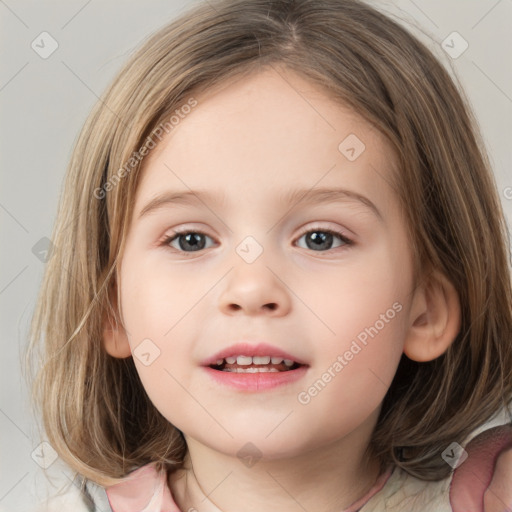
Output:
[1, 0, 511, 510]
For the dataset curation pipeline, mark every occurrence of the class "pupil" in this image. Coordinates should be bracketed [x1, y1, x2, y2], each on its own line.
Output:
[180, 233, 205, 251]
[307, 231, 332, 251]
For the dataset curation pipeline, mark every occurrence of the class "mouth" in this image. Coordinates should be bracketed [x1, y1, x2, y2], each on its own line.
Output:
[202, 354, 309, 391]
[208, 355, 306, 373]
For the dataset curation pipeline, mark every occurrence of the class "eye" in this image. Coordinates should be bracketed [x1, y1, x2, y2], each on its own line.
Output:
[159, 226, 353, 255]
[161, 229, 215, 254]
[295, 226, 353, 252]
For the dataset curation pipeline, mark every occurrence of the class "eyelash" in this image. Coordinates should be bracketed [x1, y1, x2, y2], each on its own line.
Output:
[159, 225, 354, 256]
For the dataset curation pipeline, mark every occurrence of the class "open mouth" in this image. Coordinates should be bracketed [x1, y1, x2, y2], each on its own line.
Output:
[208, 355, 305, 373]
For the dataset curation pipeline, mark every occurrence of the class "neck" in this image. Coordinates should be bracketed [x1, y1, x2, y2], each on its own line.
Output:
[168, 416, 382, 512]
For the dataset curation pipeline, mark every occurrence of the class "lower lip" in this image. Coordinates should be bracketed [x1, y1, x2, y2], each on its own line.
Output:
[202, 365, 309, 391]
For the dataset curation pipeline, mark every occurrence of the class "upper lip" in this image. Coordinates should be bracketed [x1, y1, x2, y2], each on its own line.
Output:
[201, 342, 308, 367]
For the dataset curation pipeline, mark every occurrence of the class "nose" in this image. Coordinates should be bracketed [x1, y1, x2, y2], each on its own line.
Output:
[218, 261, 292, 317]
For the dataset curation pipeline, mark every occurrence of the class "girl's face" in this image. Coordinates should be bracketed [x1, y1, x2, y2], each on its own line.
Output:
[115, 66, 416, 460]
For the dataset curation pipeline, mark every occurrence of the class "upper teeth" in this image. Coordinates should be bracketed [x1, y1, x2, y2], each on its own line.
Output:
[216, 356, 295, 366]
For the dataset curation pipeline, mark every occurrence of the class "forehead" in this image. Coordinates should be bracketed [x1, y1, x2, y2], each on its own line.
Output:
[134, 66, 398, 217]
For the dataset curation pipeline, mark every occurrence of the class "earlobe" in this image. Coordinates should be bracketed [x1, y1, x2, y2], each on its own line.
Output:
[403, 270, 461, 362]
[101, 282, 132, 359]
[103, 319, 132, 358]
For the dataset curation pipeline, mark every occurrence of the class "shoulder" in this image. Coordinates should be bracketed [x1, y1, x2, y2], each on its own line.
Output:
[42, 462, 182, 512]
[485, 445, 512, 510]
[360, 420, 512, 512]
[359, 465, 453, 512]
[31, 477, 98, 512]
[450, 422, 512, 512]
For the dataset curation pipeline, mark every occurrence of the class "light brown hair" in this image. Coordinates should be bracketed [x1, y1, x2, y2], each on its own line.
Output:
[24, 0, 512, 487]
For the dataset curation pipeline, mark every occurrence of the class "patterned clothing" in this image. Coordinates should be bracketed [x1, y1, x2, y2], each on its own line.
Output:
[35, 418, 512, 512]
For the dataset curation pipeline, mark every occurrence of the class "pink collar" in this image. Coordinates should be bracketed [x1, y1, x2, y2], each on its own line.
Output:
[106, 462, 393, 512]
[106, 463, 180, 512]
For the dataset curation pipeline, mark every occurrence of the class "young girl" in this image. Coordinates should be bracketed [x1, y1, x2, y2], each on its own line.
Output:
[25, 0, 512, 510]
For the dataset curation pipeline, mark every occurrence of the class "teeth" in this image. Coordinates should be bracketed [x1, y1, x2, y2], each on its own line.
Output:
[252, 356, 271, 365]
[215, 355, 299, 366]
[236, 355, 253, 366]
[223, 367, 281, 373]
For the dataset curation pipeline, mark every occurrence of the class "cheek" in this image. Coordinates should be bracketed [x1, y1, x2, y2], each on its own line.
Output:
[297, 247, 408, 419]
[119, 249, 190, 339]
[117, 250, 205, 412]
[296, 310, 406, 439]
[311, 242, 408, 353]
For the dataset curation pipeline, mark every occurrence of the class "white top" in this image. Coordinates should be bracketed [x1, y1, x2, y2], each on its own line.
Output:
[33, 409, 512, 512]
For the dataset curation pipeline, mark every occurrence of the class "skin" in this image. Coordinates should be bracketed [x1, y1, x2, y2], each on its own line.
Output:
[103, 65, 461, 512]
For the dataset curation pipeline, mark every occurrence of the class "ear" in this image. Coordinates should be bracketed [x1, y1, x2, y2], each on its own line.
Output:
[102, 280, 132, 358]
[403, 269, 461, 362]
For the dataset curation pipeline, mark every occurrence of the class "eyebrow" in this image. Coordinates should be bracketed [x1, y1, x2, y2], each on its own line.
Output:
[137, 186, 383, 221]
